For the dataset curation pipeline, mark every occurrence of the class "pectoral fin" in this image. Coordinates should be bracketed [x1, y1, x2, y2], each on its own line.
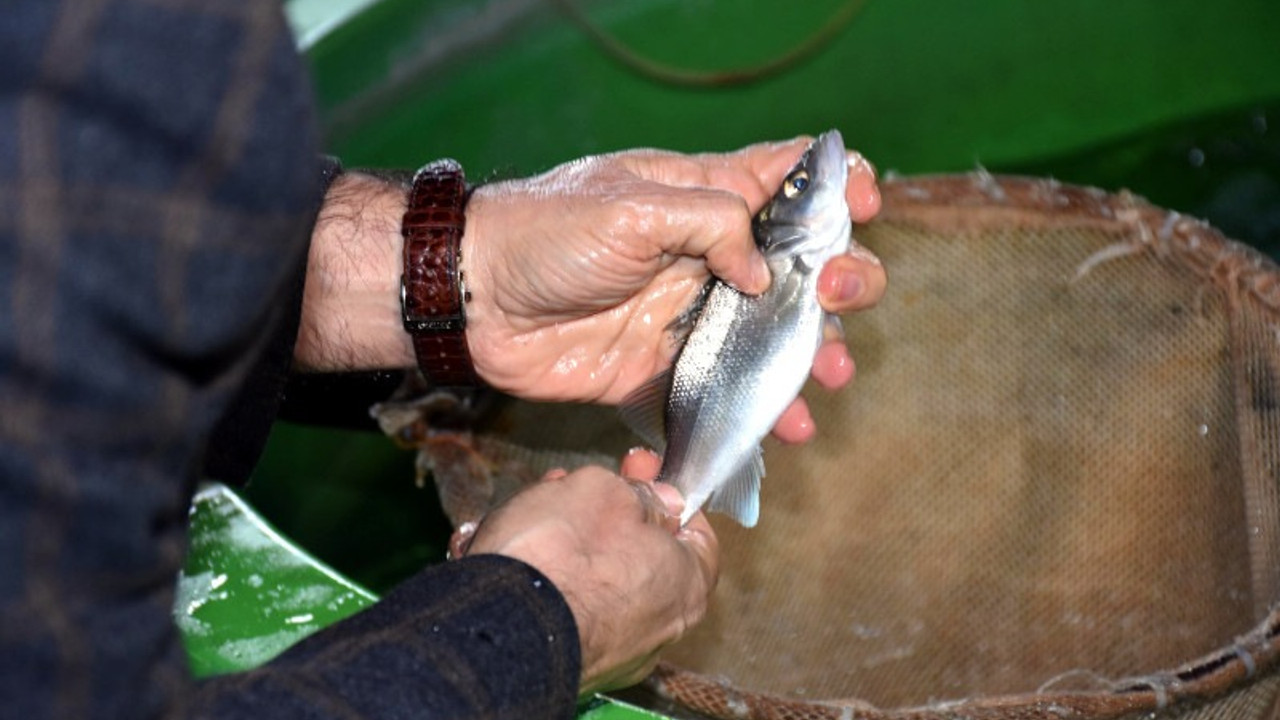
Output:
[701, 445, 765, 528]
[665, 278, 716, 346]
[618, 369, 672, 452]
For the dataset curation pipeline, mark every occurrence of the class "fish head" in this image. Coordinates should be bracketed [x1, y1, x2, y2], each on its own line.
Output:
[753, 130, 852, 265]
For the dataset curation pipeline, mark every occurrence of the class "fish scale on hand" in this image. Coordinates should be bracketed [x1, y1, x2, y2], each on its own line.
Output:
[621, 130, 855, 527]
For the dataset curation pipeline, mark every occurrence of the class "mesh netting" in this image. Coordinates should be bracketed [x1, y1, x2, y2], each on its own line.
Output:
[378, 174, 1280, 720]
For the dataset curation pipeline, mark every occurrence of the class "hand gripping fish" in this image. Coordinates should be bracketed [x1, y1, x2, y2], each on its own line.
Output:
[621, 130, 854, 527]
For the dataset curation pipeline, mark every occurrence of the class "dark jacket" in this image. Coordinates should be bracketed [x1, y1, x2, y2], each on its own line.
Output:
[0, 2, 580, 717]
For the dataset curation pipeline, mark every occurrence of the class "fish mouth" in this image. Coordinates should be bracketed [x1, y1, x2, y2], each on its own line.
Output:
[760, 225, 815, 253]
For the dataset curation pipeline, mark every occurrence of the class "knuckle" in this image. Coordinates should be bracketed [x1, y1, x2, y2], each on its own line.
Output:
[601, 195, 662, 245]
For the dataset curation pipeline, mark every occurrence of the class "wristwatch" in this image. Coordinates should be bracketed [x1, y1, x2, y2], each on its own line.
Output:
[400, 158, 480, 388]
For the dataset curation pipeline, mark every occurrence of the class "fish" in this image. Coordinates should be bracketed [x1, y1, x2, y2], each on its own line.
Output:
[620, 130, 854, 527]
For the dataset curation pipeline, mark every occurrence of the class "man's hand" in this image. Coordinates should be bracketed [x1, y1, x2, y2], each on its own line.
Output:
[464, 450, 716, 695]
[296, 139, 886, 442]
[463, 137, 885, 441]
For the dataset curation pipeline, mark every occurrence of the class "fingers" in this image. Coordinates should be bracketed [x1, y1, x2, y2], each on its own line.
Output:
[845, 150, 881, 223]
[624, 137, 811, 296]
[625, 478, 680, 534]
[771, 398, 816, 444]
[716, 138, 881, 224]
[772, 342, 858, 443]
[620, 448, 714, 593]
[676, 509, 720, 598]
[542, 467, 570, 482]
[621, 447, 662, 480]
[631, 137, 811, 211]
[463, 463, 719, 696]
[448, 521, 479, 560]
[812, 340, 855, 390]
[647, 187, 770, 295]
[622, 449, 685, 534]
[817, 245, 887, 314]
[620, 449, 714, 587]
[625, 472, 717, 595]
[625, 137, 884, 302]
[716, 136, 814, 208]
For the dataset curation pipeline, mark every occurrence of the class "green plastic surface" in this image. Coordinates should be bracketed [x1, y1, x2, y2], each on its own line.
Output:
[578, 696, 676, 720]
[177, 483, 377, 677]
[305, 0, 1280, 179]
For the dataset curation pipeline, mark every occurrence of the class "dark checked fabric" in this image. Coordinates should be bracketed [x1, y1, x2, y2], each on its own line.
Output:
[0, 2, 581, 719]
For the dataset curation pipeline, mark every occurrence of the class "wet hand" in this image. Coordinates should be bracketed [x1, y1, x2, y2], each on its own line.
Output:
[461, 137, 885, 434]
[464, 452, 718, 695]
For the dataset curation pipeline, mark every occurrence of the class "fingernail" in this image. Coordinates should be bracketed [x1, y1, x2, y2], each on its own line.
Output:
[846, 150, 877, 180]
[839, 272, 863, 302]
[749, 255, 772, 294]
[821, 267, 863, 304]
[848, 242, 883, 267]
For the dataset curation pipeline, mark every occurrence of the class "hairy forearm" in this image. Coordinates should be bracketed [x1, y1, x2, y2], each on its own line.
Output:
[295, 171, 417, 372]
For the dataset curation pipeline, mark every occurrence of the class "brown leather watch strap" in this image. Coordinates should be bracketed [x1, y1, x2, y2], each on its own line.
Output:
[400, 159, 479, 388]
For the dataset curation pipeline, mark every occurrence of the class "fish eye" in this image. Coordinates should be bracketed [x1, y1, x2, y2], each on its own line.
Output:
[783, 170, 811, 198]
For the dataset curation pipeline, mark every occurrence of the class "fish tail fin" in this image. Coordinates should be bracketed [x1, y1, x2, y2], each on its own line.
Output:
[703, 445, 765, 528]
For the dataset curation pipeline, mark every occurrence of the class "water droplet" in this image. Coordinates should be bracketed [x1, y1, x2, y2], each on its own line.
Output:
[1188, 147, 1206, 168]
[285, 613, 314, 625]
[1197, 423, 1209, 437]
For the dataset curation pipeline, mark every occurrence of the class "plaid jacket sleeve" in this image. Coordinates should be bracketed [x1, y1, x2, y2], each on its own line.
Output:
[0, 2, 582, 718]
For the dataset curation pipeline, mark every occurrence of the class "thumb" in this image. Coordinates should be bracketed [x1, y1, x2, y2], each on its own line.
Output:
[648, 186, 770, 295]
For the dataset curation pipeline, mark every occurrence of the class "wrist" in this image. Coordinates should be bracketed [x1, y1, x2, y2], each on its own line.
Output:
[456, 184, 504, 388]
[456, 182, 550, 397]
[295, 171, 416, 371]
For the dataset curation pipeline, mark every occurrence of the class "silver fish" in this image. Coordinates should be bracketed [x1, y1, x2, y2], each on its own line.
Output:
[620, 130, 853, 527]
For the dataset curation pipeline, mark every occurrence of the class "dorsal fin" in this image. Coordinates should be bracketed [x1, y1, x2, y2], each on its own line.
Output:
[617, 368, 672, 452]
